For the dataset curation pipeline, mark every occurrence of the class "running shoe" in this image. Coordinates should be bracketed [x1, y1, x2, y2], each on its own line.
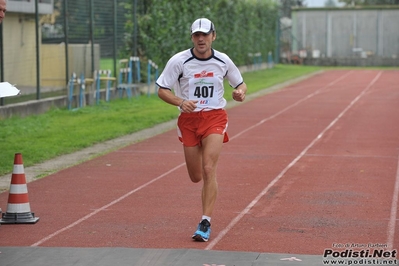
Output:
[192, 219, 211, 242]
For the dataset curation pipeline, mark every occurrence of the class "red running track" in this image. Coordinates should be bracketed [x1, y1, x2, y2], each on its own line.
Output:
[0, 69, 398, 256]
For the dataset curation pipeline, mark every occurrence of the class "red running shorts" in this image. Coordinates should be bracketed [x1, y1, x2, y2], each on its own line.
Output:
[177, 109, 229, 147]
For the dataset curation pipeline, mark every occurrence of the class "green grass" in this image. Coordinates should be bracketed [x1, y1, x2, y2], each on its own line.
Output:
[100, 58, 118, 73]
[0, 64, 322, 176]
[235, 64, 321, 93]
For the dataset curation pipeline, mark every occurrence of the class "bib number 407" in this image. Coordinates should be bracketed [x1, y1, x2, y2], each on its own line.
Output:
[194, 86, 214, 98]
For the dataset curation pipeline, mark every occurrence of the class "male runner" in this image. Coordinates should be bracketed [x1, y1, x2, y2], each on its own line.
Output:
[156, 18, 247, 242]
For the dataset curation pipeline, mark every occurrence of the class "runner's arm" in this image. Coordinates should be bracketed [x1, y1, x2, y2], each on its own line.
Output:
[158, 88, 198, 112]
[158, 87, 184, 107]
[232, 82, 247, 102]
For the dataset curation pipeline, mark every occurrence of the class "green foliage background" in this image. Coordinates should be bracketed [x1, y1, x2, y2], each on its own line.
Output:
[125, 0, 278, 68]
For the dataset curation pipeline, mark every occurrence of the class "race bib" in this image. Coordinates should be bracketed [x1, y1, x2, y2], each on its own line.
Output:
[188, 74, 218, 109]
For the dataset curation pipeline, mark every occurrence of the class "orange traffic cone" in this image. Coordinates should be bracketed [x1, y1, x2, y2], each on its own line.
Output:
[0, 153, 39, 224]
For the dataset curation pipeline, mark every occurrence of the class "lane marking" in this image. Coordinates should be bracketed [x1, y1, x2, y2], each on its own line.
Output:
[387, 155, 399, 250]
[230, 71, 352, 141]
[280, 257, 302, 261]
[205, 71, 382, 250]
[31, 163, 186, 247]
[29, 70, 358, 247]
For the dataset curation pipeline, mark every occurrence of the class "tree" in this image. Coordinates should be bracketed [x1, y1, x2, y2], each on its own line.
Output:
[325, 0, 337, 7]
[279, 0, 305, 18]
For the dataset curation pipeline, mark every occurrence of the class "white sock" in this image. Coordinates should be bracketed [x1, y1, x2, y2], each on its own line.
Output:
[202, 215, 211, 223]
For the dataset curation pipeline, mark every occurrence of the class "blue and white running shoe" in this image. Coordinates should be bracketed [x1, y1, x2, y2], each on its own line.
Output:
[192, 219, 211, 242]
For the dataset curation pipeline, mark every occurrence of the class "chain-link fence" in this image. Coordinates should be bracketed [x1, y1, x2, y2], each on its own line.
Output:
[0, 0, 136, 107]
[0, 0, 278, 109]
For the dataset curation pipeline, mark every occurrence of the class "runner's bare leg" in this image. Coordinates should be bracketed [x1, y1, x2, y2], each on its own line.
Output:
[184, 134, 224, 217]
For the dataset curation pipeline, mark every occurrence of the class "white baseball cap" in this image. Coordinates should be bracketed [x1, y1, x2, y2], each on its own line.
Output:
[191, 18, 215, 35]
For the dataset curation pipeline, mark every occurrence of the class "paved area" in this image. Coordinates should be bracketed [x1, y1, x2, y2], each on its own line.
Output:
[0, 247, 323, 266]
[4, 70, 382, 266]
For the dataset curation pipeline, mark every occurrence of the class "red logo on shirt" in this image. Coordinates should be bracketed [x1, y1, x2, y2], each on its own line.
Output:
[194, 71, 214, 78]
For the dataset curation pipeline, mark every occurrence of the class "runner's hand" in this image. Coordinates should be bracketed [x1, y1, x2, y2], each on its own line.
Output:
[232, 89, 245, 102]
[181, 100, 198, 113]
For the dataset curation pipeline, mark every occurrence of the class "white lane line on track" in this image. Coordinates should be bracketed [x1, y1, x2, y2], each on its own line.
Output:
[205, 71, 382, 250]
[29, 70, 351, 247]
[387, 155, 399, 250]
[31, 163, 186, 247]
[230, 71, 353, 141]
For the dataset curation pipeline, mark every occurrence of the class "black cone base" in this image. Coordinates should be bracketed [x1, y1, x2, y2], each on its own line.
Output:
[0, 212, 39, 224]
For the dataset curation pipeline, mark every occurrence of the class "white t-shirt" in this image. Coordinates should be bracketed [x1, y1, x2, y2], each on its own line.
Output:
[156, 48, 244, 112]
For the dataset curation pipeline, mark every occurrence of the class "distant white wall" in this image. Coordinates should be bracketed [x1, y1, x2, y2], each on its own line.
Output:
[292, 8, 399, 59]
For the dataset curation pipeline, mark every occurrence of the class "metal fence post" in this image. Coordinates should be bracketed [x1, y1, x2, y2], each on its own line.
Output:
[64, 0, 70, 87]
[275, 7, 281, 64]
[90, 0, 95, 76]
[35, 0, 41, 100]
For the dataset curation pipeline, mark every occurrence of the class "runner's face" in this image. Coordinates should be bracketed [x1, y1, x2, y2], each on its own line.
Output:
[191, 32, 216, 58]
[0, 0, 6, 23]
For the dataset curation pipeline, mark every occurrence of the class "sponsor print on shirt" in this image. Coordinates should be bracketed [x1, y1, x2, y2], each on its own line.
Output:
[189, 71, 219, 109]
